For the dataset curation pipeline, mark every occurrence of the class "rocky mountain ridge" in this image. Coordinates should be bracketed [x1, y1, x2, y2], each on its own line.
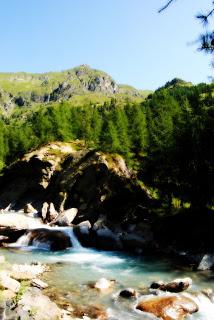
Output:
[0, 65, 150, 112]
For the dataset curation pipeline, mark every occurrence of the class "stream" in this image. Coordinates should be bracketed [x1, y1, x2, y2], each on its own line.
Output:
[1, 223, 214, 319]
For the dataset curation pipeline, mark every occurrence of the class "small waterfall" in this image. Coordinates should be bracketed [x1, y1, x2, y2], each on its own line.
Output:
[14, 233, 31, 246]
[9, 231, 50, 250]
[9, 226, 83, 251]
[62, 227, 82, 249]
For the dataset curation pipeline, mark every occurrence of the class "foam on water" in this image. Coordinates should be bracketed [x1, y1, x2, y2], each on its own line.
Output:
[49, 249, 125, 266]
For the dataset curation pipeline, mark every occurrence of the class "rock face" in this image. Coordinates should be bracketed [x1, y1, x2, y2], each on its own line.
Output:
[0, 142, 79, 210]
[51, 150, 150, 228]
[0, 141, 151, 230]
[136, 295, 199, 320]
[50, 65, 119, 101]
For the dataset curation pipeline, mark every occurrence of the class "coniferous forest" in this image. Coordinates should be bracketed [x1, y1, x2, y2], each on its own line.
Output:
[0, 79, 213, 213]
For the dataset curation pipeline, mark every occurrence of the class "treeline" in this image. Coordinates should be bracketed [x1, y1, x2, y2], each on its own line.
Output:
[0, 81, 213, 210]
[0, 100, 147, 169]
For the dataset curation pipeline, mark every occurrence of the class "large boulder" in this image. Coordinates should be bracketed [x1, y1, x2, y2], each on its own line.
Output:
[49, 150, 151, 227]
[54, 208, 78, 226]
[21, 228, 72, 251]
[14, 287, 61, 320]
[0, 141, 152, 253]
[136, 295, 199, 320]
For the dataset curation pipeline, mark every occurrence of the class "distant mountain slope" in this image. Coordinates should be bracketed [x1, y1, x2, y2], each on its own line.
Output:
[0, 65, 150, 112]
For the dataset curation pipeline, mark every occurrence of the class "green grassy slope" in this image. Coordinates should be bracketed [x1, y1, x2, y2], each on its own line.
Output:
[0, 65, 152, 112]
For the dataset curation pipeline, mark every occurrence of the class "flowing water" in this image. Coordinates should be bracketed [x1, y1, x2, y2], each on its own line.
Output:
[1, 225, 214, 319]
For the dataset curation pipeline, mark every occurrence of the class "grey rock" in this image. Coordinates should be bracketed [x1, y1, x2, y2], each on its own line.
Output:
[198, 254, 214, 271]
[55, 208, 78, 226]
[0, 272, 20, 293]
[31, 278, 48, 290]
[17, 287, 61, 320]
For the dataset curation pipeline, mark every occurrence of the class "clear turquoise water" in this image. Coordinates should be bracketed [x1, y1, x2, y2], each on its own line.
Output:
[1, 245, 214, 319]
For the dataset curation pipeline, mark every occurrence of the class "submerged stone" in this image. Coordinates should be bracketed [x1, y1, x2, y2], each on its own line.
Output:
[150, 278, 192, 293]
[119, 288, 137, 299]
[93, 278, 115, 292]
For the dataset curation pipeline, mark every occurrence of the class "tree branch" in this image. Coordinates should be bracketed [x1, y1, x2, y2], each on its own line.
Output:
[158, 0, 175, 13]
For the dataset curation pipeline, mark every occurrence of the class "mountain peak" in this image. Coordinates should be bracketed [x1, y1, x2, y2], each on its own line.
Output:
[0, 66, 147, 112]
[164, 78, 193, 89]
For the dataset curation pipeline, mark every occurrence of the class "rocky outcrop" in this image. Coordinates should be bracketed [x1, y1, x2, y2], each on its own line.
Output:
[50, 66, 119, 101]
[0, 141, 86, 210]
[50, 150, 151, 228]
[0, 141, 152, 230]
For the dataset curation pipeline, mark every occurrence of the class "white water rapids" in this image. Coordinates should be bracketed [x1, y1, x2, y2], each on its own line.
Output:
[1, 215, 214, 319]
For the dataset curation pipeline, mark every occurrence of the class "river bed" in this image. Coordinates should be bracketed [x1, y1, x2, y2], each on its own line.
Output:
[1, 244, 214, 319]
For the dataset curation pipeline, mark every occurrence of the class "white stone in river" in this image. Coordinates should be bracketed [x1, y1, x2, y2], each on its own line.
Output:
[94, 278, 114, 291]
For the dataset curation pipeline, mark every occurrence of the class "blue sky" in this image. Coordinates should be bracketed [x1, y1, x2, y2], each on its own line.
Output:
[0, 0, 213, 90]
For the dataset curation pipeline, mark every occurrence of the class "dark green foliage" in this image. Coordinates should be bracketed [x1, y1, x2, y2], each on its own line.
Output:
[0, 80, 213, 213]
[0, 100, 148, 167]
[144, 83, 214, 210]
